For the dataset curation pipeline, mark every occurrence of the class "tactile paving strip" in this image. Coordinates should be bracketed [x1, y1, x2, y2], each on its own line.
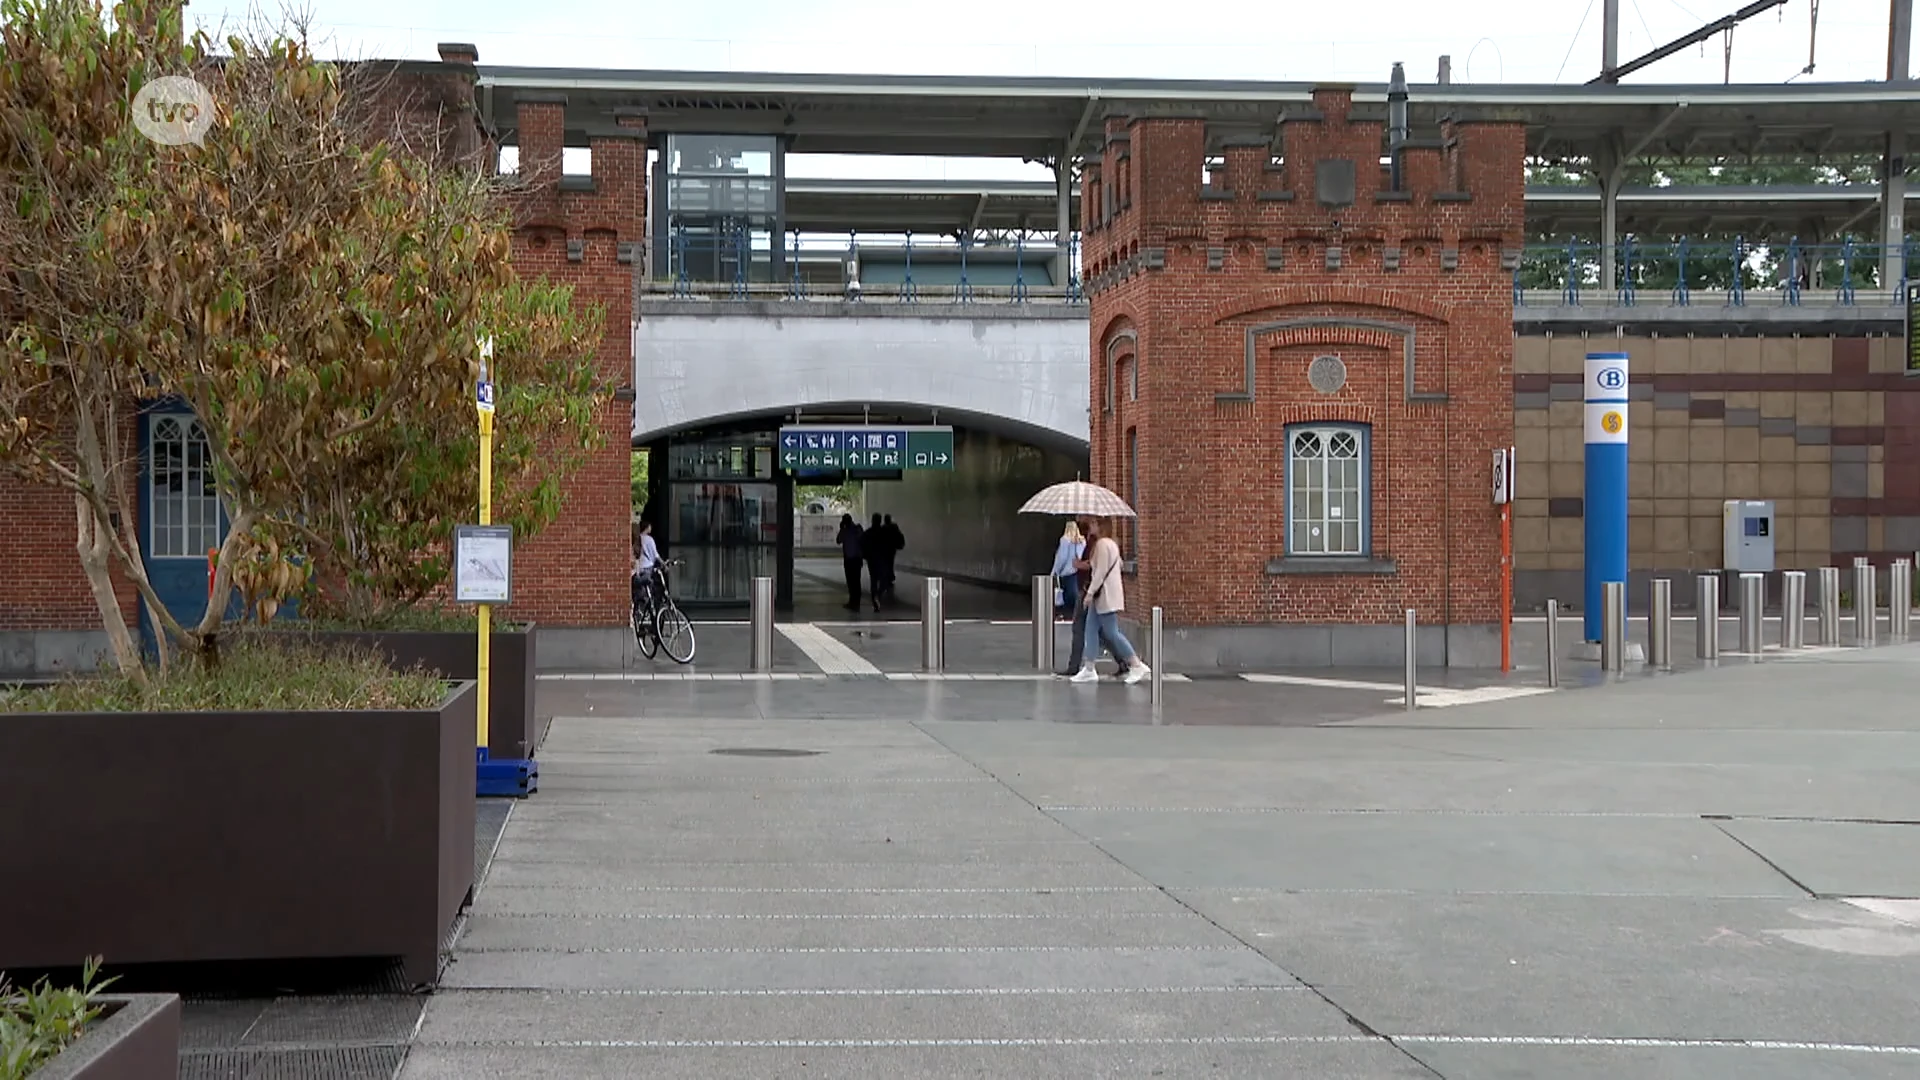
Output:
[240, 995, 425, 1047]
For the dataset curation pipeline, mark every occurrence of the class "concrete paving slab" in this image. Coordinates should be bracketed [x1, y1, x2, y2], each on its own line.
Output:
[397, 1040, 1434, 1080]
[454, 912, 1243, 952]
[1177, 890, 1920, 1048]
[489, 836, 1102, 867]
[1050, 809, 1809, 896]
[982, 757, 1920, 819]
[469, 884, 1188, 920]
[413, 985, 1349, 1043]
[482, 858, 1149, 892]
[1715, 819, 1920, 898]
[437, 944, 1296, 993]
[1400, 1041, 1920, 1080]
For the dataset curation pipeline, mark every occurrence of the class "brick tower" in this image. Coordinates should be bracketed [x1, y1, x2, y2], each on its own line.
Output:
[1081, 77, 1526, 667]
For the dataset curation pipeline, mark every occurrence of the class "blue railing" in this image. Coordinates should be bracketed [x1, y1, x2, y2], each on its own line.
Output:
[1514, 237, 1915, 307]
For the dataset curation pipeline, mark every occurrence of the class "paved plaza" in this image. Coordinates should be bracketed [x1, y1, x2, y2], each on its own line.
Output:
[374, 630, 1920, 1078]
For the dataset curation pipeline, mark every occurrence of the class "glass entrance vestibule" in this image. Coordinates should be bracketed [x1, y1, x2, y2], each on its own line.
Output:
[639, 429, 796, 609]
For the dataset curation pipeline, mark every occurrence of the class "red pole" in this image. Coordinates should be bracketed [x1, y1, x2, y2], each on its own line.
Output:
[1499, 504, 1513, 673]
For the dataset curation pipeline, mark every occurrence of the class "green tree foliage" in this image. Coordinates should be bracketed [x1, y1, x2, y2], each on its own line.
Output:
[0, 0, 606, 672]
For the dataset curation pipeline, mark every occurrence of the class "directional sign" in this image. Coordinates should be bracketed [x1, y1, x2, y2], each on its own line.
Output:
[1908, 284, 1920, 376]
[779, 426, 954, 472]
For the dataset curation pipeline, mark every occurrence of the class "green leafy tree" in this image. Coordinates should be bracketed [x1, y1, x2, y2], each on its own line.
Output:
[0, 0, 605, 671]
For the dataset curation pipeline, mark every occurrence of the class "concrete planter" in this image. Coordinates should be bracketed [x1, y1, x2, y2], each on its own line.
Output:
[30, 994, 182, 1080]
[294, 626, 539, 760]
[2, 683, 477, 987]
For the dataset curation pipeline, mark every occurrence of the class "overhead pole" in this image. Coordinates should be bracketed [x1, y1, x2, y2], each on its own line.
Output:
[1884, 0, 1913, 295]
[1602, 0, 1621, 81]
[1590, 0, 1790, 83]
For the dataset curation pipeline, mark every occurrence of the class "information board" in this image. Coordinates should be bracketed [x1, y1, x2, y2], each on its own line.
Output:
[778, 426, 955, 471]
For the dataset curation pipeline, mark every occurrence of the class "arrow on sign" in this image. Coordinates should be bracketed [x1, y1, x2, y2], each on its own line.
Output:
[781, 451, 798, 467]
[781, 433, 800, 449]
[936, 453, 949, 464]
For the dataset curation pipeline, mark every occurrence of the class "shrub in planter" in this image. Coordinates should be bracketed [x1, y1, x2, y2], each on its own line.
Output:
[2, 639, 476, 987]
[1, 959, 179, 1080]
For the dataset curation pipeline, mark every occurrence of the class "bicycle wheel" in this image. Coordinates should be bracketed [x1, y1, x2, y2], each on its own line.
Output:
[633, 603, 659, 659]
[654, 603, 696, 665]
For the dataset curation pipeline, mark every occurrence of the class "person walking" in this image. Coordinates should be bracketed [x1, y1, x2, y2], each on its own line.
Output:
[835, 514, 864, 611]
[1049, 520, 1084, 619]
[1068, 517, 1150, 685]
[1055, 518, 1098, 679]
[863, 513, 888, 613]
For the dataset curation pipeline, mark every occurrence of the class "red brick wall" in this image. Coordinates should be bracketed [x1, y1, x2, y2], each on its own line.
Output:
[499, 97, 643, 629]
[1084, 87, 1526, 627]
[0, 414, 142, 632]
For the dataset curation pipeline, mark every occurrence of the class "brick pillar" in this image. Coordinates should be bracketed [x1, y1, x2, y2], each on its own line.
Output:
[1085, 86, 1527, 668]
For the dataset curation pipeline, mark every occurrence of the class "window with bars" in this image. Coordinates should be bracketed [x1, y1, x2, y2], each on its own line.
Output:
[1286, 423, 1369, 557]
[149, 415, 222, 559]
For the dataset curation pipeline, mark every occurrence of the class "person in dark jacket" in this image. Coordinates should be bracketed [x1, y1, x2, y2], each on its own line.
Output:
[835, 514, 864, 611]
[879, 514, 904, 598]
[863, 514, 888, 613]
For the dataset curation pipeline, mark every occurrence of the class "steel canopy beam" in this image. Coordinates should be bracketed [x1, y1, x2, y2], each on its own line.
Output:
[1590, 0, 1791, 84]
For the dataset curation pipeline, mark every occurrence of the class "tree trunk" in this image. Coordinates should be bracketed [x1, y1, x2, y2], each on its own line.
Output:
[73, 494, 145, 681]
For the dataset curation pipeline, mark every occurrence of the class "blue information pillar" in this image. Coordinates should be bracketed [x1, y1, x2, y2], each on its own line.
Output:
[1583, 352, 1630, 642]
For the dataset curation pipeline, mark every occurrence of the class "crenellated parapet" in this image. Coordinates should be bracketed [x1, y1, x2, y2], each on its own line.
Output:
[1083, 85, 1525, 298]
[507, 93, 648, 270]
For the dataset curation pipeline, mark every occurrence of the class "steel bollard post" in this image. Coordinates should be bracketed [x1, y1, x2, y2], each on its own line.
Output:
[1696, 575, 1720, 660]
[1150, 606, 1165, 706]
[1403, 609, 1418, 710]
[1030, 576, 1055, 672]
[1892, 560, 1912, 638]
[1648, 578, 1672, 670]
[1855, 563, 1877, 646]
[1738, 572, 1764, 654]
[1545, 599, 1561, 688]
[749, 576, 774, 671]
[920, 577, 946, 671]
[1780, 570, 1806, 649]
[1601, 581, 1625, 672]
[1818, 566, 1841, 645]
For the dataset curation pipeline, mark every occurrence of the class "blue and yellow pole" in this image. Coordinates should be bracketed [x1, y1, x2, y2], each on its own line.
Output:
[1583, 351, 1630, 643]
[476, 336, 494, 757]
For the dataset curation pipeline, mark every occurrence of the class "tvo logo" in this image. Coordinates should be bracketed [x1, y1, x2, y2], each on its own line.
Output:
[131, 76, 215, 146]
[1594, 367, 1626, 392]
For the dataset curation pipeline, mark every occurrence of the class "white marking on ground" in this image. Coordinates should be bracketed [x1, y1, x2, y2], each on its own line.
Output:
[1842, 898, 1920, 925]
[787, 622, 887, 675]
[1242, 672, 1552, 706]
[451, 985, 1286, 997]
[423, 1035, 1920, 1053]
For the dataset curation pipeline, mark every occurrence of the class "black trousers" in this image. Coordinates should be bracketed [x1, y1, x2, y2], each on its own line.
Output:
[843, 557, 864, 605]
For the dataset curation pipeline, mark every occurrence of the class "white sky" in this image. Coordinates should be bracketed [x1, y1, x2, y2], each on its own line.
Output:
[184, 0, 1910, 182]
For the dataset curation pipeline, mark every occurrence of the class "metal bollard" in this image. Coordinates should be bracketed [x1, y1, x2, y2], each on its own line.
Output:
[1150, 606, 1165, 706]
[749, 576, 774, 671]
[1545, 599, 1561, 688]
[1818, 566, 1841, 645]
[1738, 572, 1765, 654]
[1696, 574, 1720, 660]
[920, 576, 946, 671]
[1892, 560, 1913, 638]
[1648, 578, 1672, 670]
[1601, 581, 1626, 672]
[1855, 562, 1877, 646]
[1030, 576, 1055, 672]
[1403, 609, 1418, 711]
[1780, 570, 1806, 650]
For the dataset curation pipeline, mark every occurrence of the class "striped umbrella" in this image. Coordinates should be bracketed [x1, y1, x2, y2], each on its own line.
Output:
[1017, 481, 1136, 518]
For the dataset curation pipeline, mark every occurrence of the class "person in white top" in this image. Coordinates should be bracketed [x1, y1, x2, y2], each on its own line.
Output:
[1069, 517, 1150, 685]
[632, 520, 662, 612]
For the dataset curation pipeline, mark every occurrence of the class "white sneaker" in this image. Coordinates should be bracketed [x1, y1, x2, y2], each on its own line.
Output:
[1123, 663, 1150, 685]
[1069, 665, 1100, 683]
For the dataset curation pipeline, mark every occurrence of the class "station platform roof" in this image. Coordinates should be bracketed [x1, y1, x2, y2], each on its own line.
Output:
[475, 65, 1920, 164]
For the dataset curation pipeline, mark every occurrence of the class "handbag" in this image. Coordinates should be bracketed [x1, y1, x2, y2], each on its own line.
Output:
[1053, 584, 1065, 608]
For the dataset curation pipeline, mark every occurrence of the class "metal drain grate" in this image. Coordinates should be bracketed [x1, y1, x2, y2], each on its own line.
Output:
[181, 1045, 405, 1080]
[241, 996, 425, 1048]
[709, 747, 823, 757]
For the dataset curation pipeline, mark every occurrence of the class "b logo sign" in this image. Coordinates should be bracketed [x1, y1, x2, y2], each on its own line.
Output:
[1595, 367, 1626, 392]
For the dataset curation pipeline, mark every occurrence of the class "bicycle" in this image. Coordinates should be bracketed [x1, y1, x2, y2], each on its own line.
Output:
[632, 558, 697, 664]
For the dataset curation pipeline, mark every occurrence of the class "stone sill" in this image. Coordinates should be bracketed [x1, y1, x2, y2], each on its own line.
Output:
[1265, 556, 1398, 576]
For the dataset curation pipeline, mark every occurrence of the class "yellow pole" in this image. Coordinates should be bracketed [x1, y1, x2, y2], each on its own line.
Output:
[476, 338, 494, 756]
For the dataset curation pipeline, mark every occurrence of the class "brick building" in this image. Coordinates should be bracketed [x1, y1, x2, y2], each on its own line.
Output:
[1082, 83, 1527, 667]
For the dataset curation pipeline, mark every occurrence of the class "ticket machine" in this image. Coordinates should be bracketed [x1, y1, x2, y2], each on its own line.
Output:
[1722, 499, 1776, 572]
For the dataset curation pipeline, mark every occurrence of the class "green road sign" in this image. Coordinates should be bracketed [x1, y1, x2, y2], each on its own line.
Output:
[906, 429, 954, 470]
[779, 425, 955, 472]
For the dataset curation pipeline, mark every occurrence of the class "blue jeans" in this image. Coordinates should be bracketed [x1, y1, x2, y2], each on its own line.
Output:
[1072, 606, 1137, 668]
[1089, 610, 1139, 665]
[1056, 574, 1080, 616]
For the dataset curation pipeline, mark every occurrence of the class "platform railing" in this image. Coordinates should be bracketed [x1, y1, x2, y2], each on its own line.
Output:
[1513, 237, 1914, 308]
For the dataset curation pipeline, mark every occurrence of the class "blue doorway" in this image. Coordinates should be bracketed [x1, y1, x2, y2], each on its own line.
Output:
[137, 409, 232, 656]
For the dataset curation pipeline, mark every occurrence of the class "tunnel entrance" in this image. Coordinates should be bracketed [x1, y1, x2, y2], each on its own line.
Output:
[636, 406, 1087, 620]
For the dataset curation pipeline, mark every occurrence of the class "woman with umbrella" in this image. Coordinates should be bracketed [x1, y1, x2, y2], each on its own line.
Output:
[1020, 481, 1151, 686]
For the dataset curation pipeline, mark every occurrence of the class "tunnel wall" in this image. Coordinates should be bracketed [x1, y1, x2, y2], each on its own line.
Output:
[874, 429, 1088, 590]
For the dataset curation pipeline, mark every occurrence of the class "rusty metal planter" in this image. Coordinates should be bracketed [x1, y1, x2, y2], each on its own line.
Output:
[2, 683, 477, 987]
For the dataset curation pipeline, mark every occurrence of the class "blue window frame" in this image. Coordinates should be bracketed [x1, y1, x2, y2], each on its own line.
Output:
[1285, 422, 1371, 557]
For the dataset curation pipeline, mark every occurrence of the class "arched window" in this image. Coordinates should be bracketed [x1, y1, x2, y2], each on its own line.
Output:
[1285, 423, 1370, 557]
[149, 415, 221, 559]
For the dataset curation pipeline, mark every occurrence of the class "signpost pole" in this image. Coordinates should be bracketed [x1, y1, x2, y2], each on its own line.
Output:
[1584, 353, 1630, 648]
[476, 338, 493, 761]
[468, 338, 536, 798]
[1494, 446, 1514, 673]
